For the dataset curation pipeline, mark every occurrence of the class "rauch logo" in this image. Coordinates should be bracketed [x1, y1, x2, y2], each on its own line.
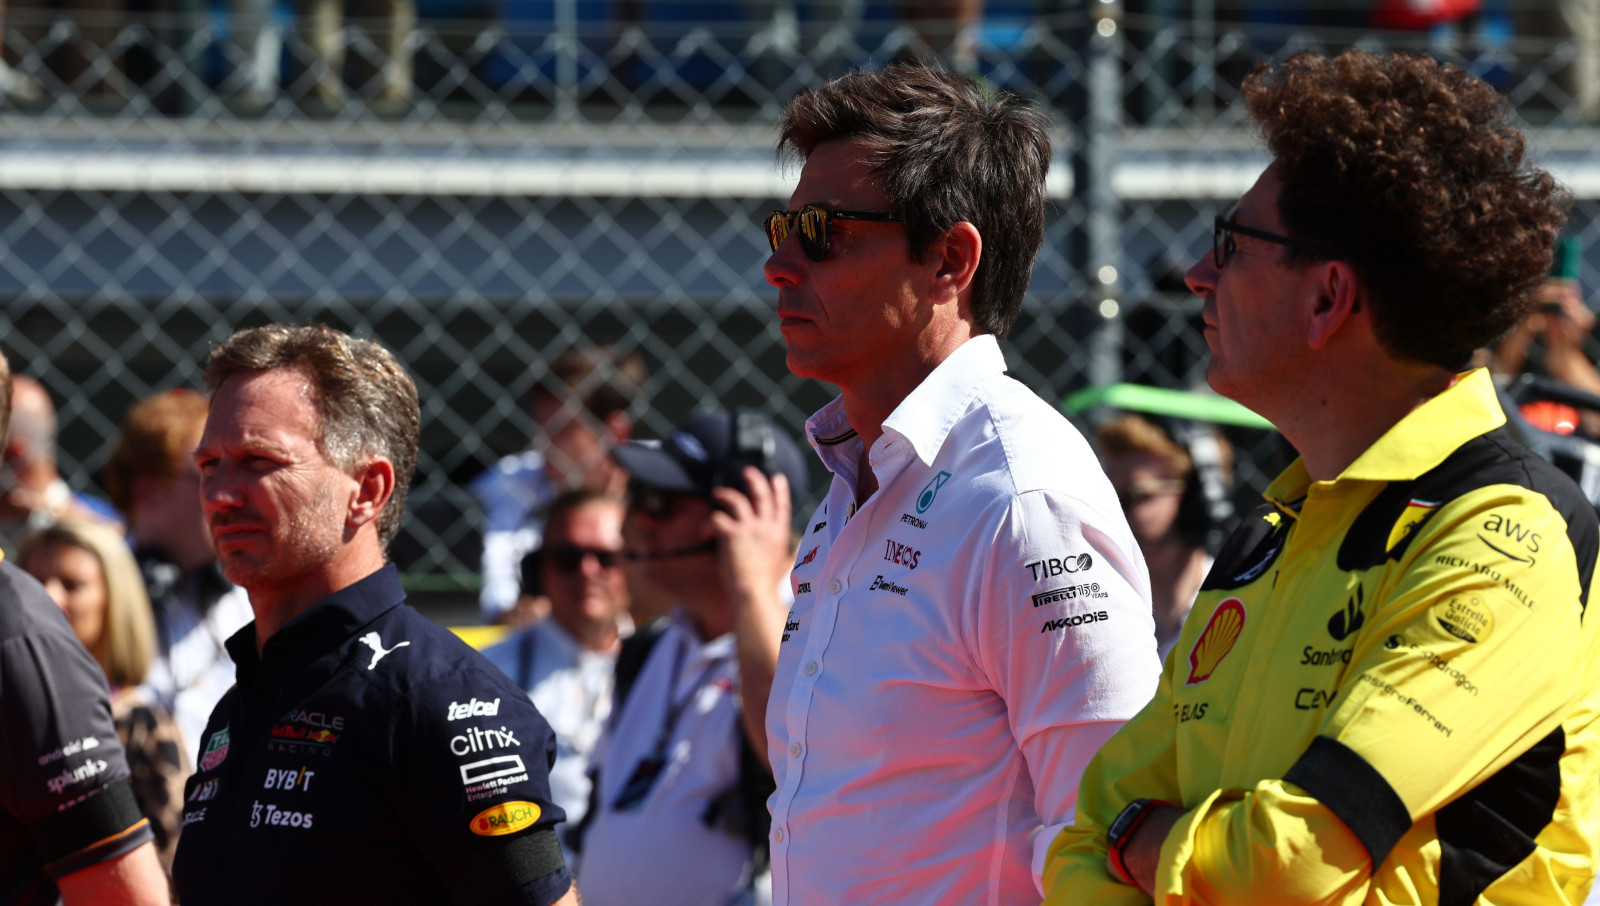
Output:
[471, 800, 541, 836]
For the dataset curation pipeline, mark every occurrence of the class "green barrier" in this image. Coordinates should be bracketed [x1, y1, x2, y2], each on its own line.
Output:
[1062, 384, 1275, 430]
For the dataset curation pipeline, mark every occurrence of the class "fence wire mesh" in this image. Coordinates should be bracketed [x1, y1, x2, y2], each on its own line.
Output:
[4, 2, 1600, 600]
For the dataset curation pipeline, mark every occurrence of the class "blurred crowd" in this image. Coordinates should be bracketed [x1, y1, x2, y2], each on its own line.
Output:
[1, 1, 1599, 118]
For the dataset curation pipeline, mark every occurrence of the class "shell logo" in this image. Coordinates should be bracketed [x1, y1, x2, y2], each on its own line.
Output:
[471, 800, 541, 837]
[1186, 598, 1247, 686]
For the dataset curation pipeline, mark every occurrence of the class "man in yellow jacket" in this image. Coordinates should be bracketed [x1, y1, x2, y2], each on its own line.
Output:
[1047, 49, 1600, 904]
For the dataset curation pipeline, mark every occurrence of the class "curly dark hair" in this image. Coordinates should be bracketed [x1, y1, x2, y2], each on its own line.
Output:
[1244, 50, 1569, 369]
[205, 323, 420, 553]
[777, 63, 1051, 339]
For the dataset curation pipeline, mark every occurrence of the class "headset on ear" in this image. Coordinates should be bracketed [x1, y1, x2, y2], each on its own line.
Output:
[1158, 417, 1236, 555]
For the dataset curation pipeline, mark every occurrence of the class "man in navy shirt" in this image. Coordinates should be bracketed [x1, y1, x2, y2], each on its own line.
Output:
[172, 324, 577, 906]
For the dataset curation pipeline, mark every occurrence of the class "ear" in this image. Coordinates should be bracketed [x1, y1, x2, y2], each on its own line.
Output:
[347, 456, 396, 530]
[1306, 260, 1365, 350]
[931, 221, 983, 305]
[602, 410, 633, 445]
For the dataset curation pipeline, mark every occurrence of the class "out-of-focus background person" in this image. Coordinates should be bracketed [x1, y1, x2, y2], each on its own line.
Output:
[576, 407, 806, 906]
[1096, 414, 1233, 659]
[471, 346, 646, 626]
[481, 488, 632, 865]
[18, 517, 188, 871]
[0, 377, 119, 556]
[101, 387, 253, 757]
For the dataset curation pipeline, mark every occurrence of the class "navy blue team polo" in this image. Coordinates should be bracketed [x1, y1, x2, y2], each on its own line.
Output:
[172, 564, 571, 905]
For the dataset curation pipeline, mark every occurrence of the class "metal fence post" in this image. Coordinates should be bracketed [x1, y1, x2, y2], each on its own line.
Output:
[1072, 0, 1124, 391]
[556, 0, 578, 119]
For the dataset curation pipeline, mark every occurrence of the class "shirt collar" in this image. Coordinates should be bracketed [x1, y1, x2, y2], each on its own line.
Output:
[1264, 367, 1505, 507]
[668, 606, 735, 660]
[803, 334, 1008, 475]
[881, 334, 1007, 467]
[225, 563, 407, 672]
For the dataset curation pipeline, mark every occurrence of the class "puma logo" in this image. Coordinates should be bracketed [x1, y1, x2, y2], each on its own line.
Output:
[358, 633, 410, 670]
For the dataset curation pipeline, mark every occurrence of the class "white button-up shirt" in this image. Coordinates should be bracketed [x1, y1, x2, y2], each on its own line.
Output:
[766, 335, 1162, 904]
[578, 611, 760, 906]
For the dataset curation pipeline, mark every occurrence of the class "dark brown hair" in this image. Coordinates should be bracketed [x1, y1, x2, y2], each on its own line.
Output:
[777, 63, 1051, 338]
[1244, 50, 1569, 368]
[103, 389, 210, 515]
[532, 346, 647, 421]
[204, 324, 420, 551]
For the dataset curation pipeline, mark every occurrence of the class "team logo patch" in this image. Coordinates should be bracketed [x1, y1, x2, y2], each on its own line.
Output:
[797, 546, 819, 568]
[1433, 595, 1493, 643]
[916, 471, 952, 514]
[1186, 598, 1246, 686]
[199, 727, 231, 772]
[470, 800, 541, 837]
[1327, 585, 1365, 641]
[1387, 499, 1439, 553]
[188, 778, 220, 802]
[358, 632, 410, 669]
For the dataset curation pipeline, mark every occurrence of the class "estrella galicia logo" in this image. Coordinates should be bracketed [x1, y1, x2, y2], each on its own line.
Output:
[916, 471, 952, 514]
[1328, 586, 1365, 641]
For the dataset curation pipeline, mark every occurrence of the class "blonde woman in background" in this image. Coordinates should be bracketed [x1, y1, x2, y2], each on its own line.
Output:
[20, 518, 189, 869]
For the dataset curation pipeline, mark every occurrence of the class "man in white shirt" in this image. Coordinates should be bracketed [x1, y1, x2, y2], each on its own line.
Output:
[482, 489, 632, 863]
[577, 408, 808, 906]
[757, 64, 1162, 904]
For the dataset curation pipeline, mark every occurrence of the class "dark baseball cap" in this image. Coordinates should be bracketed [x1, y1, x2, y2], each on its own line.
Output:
[611, 408, 810, 502]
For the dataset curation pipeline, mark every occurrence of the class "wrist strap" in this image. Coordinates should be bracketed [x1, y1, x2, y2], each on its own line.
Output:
[1106, 798, 1171, 888]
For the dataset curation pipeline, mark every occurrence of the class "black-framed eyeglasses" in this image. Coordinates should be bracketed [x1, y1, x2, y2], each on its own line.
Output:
[1213, 215, 1338, 269]
[546, 544, 623, 572]
[763, 204, 905, 262]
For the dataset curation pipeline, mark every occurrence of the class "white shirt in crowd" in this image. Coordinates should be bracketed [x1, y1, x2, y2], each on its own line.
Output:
[578, 610, 765, 906]
[141, 579, 254, 757]
[469, 449, 559, 620]
[766, 334, 1162, 905]
[481, 616, 628, 864]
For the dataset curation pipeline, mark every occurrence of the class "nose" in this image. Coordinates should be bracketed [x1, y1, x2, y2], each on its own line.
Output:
[578, 551, 608, 578]
[764, 230, 804, 289]
[1185, 253, 1219, 298]
[199, 465, 243, 515]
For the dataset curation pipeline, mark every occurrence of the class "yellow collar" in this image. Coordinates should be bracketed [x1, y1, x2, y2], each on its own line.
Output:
[1266, 368, 1505, 507]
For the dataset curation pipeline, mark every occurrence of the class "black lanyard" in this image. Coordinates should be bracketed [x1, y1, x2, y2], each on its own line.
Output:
[611, 634, 722, 811]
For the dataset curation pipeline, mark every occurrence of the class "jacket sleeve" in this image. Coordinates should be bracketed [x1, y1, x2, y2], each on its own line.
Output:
[1042, 643, 1185, 905]
[1149, 485, 1595, 904]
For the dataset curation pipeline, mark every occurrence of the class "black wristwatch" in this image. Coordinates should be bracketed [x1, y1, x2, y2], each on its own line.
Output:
[1106, 797, 1170, 886]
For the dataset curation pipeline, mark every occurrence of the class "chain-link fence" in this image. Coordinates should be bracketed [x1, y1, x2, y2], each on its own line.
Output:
[5, 2, 1600, 606]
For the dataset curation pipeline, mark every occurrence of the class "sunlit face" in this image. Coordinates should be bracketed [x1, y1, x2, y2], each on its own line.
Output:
[194, 367, 357, 594]
[764, 140, 931, 389]
[131, 425, 213, 568]
[624, 492, 715, 602]
[24, 541, 108, 655]
[543, 500, 628, 638]
[1184, 163, 1318, 412]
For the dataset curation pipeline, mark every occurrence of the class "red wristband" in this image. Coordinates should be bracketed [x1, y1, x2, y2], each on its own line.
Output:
[1106, 798, 1172, 887]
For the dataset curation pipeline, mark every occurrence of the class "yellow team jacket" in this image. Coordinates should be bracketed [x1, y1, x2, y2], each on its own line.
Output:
[1047, 368, 1600, 905]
